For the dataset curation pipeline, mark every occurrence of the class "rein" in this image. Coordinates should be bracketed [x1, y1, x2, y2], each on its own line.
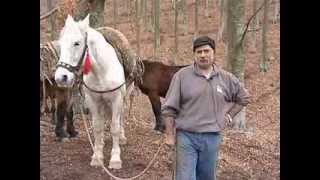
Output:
[80, 105, 165, 180]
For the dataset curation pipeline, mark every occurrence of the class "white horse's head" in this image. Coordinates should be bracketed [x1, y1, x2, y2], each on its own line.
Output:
[55, 14, 90, 87]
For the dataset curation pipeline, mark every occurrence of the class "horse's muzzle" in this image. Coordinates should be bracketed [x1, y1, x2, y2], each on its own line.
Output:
[55, 68, 75, 88]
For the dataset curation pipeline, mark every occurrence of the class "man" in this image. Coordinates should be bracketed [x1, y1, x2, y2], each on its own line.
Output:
[162, 35, 250, 180]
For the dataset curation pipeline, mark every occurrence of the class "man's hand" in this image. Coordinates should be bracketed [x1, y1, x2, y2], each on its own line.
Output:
[163, 116, 176, 146]
[164, 133, 175, 146]
[225, 113, 233, 127]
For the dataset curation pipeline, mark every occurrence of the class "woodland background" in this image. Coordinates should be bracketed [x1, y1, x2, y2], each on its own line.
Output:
[40, 0, 280, 179]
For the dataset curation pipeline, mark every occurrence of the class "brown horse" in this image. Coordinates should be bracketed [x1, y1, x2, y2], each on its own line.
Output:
[135, 60, 189, 132]
[40, 77, 78, 141]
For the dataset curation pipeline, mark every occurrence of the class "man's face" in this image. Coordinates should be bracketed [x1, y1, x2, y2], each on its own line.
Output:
[194, 44, 215, 69]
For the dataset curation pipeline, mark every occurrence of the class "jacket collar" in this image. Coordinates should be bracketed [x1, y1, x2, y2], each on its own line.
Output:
[192, 62, 220, 78]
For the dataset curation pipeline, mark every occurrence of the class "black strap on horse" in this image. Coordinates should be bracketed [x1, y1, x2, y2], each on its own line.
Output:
[80, 78, 126, 94]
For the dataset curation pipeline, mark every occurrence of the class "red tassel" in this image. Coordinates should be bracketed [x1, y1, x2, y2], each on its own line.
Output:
[83, 51, 91, 75]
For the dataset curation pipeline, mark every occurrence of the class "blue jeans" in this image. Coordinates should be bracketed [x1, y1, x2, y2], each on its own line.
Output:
[175, 130, 222, 180]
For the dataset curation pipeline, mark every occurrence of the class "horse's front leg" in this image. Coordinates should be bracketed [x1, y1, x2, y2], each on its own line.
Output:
[66, 91, 78, 138]
[86, 96, 106, 167]
[120, 91, 127, 145]
[109, 94, 123, 169]
[119, 112, 127, 145]
[148, 92, 165, 132]
[55, 101, 68, 141]
[66, 103, 78, 138]
[51, 98, 57, 125]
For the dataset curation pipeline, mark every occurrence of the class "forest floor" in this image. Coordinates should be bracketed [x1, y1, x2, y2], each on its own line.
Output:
[40, 0, 280, 179]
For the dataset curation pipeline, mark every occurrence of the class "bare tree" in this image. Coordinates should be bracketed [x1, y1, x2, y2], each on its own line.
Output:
[127, 0, 132, 22]
[142, 0, 147, 26]
[113, 0, 118, 28]
[173, 0, 179, 64]
[181, 0, 189, 35]
[154, 0, 160, 59]
[148, 0, 155, 33]
[136, 0, 141, 56]
[143, 0, 154, 33]
[217, 0, 228, 42]
[205, 0, 209, 17]
[94, 0, 106, 27]
[194, 0, 199, 38]
[226, 0, 247, 130]
[250, 0, 259, 51]
[272, 0, 279, 24]
[74, 0, 106, 28]
[172, 0, 188, 35]
[260, 0, 270, 72]
[46, 0, 58, 40]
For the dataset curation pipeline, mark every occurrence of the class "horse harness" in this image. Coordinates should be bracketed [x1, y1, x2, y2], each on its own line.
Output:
[55, 32, 126, 94]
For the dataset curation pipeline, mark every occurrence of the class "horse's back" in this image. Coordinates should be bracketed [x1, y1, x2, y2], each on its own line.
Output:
[140, 60, 187, 97]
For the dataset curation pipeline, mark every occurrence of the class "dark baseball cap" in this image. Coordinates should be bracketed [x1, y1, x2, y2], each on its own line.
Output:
[193, 36, 215, 52]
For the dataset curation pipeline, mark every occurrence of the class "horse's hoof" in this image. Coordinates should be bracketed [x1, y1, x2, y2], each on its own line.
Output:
[51, 119, 56, 125]
[55, 130, 69, 140]
[90, 157, 104, 167]
[120, 137, 127, 145]
[108, 159, 122, 169]
[68, 131, 79, 138]
[154, 125, 165, 134]
[56, 137, 69, 142]
[84, 108, 90, 115]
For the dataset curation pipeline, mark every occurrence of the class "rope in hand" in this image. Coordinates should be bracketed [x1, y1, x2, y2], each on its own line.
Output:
[80, 107, 165, 180]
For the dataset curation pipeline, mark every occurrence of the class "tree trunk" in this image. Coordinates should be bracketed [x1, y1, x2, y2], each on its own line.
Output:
[113, 0, 117, 28]
[181, 0, 189, 35]
[251, 0, 258, 52]
[154, 0, 160, 59]
[260, 0, 269, 72]
[46, 0, 58, 40]
[205, 0, 209, 17]
[226, 0, 247, 130]
[142, 0, 148, 26]
[74, 0, 106, 28]
[217, 0, 228, 42]
[92, 0, 106, 28]
[128, 0, 132, 22]
[194, 0, 199, 39]
[172, 0, 176, 9]
[272, 0, 279, 24]
[148, 0, 155, 33]
[255, 0, 261, 29]
[136, 0, 141, 57]
[173, 0, 179, 64]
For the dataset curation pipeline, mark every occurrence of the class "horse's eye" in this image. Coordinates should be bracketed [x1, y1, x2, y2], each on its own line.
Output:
[74, 42, 80, 46]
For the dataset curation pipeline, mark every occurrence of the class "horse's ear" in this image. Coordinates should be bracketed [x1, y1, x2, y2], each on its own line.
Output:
[78, 14, 90, 30]
[65, 14, 74, 25]
[83, 14, 90, 26]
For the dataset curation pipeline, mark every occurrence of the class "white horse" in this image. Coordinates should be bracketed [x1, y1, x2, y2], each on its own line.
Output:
[54, 14, 127, 169]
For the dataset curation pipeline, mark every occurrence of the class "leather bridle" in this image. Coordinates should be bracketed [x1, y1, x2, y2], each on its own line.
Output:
[55, 32, 125, 94]
[56, 32, 88, 75]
